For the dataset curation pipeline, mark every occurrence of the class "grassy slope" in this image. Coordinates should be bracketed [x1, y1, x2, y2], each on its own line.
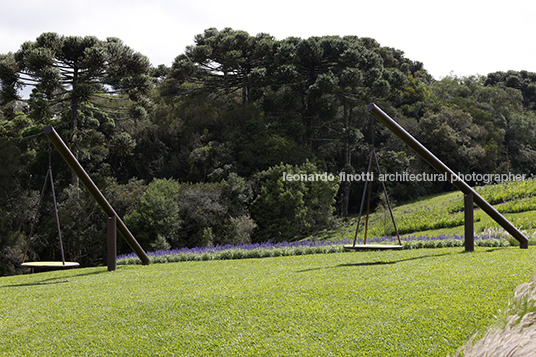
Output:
[2, 247, 536, 356]
[321, 188, 536, 243]
[391, 190, 533, 237]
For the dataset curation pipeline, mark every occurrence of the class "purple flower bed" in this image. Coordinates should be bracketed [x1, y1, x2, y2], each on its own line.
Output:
[365, 233, 504, 243]
[117, 233, 507, 262]
[117, 239, 353, 260]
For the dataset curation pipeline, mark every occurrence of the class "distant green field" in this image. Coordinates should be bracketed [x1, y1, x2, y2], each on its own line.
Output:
[2, 247, 536, 356]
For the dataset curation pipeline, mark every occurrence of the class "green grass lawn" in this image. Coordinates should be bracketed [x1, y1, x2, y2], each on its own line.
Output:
[2, 247, 536, 356]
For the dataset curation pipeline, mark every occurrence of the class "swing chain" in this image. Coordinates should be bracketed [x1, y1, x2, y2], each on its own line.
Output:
[48, 140, 52, 169]
[22, 147, 67, 266]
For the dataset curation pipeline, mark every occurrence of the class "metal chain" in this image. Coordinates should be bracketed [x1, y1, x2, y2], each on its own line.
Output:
[48, 140, 52, 168]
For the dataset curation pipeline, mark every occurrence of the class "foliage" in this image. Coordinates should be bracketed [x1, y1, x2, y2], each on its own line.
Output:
[55, 185, 107, 266]
[0, 209, 26, 276]
[104, 177, 146, 218]
[446, 178, 536, 213]
[359, 199, 476, 239]
[495, 197, 536, 214]
[391, 206, 468, 235]
[486, 70, 536, 111]
[125, 175, 256, 249]
[0, 33, 153, 122]
[118, 239, 351, 265]
[174, 181, 229, 247]
[430, 75, 536, 174]
[250, 161, 339, 242]
[0, 32, 154, 192]
[171, 27, 275, 105]
[125, 178, 182, 249]
[417, 106, 486, 173]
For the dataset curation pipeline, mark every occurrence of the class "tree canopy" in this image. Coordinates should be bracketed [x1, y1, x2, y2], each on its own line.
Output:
[1, 33, 153, 124]
[0, 33, 154, 186]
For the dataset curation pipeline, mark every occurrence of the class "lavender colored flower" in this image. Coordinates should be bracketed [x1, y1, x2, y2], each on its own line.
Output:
[117, 233, 506, 262]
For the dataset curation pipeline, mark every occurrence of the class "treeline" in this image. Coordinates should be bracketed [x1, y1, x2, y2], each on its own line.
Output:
[1, 28, 535, 275]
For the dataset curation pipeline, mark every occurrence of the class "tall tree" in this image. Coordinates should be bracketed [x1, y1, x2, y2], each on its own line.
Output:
[268, 36, 412, 216]
[0, 34, 154, 271]
[0, 33, 153, 184]
[431, 75, 532, 173]
[416, 106, 486, 173]
[170, 27, 275, 105]
[485, 70, 536, 111]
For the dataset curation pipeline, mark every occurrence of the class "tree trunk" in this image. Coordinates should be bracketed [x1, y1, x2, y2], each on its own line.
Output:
[242, 75, 248, 105]
[241, 66, 249, 105]
[341, 99, 352, 218]
[70, 68, 80, 189]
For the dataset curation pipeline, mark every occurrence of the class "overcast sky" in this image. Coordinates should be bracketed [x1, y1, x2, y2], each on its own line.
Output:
[1, 0, 535, 80]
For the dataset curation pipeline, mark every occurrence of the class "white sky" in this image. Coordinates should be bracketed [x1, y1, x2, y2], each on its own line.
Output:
[1, 0, 535, 80]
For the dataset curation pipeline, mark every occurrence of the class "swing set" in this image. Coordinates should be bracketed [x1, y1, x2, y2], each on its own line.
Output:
[21, 126, 150, 270]
[21, 152, 80, 268]
[344, 146, 403, 250]
[344, 111, 402, 250]
[345, 103, 528, 251]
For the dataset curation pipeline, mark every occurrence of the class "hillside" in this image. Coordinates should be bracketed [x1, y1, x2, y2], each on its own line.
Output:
[110, 179, 536, 266]
[320, 178, 536, 246]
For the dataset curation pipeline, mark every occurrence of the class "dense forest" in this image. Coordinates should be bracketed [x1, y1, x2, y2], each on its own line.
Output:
[1, 28, 536, 275]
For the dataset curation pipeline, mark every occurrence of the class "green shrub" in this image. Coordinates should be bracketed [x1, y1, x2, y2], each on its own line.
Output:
[125, 175, 256, 250]
[251, 161, 339, 242]
[176, 176, 256, 247]
[125, 178, 182, 249]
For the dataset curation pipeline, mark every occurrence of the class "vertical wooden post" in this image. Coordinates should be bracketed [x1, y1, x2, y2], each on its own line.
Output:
[464, 193, 474, 252]
[108, 216, 117, 271]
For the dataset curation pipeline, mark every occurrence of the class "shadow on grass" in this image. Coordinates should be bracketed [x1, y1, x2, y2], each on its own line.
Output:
[340, 251, 459, 267]
[2, 279, 72, 287]
[1, 267, 110, 288]
[297, 249, 500, 272]
[339, 261, 397, 267]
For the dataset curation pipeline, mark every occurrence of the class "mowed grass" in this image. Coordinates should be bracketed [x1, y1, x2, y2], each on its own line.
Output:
[2, 247, 536, 356]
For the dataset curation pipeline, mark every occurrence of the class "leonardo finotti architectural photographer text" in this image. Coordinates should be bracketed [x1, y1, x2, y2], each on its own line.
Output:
[282, 171, 527, 184]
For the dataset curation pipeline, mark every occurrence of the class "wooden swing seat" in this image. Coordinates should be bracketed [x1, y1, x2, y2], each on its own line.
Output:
[21, 261, 80, 268]
[344, 244, 403, 250]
